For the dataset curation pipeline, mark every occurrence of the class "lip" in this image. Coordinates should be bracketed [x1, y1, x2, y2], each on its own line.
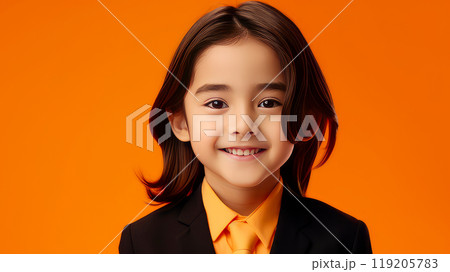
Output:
[218, 148, 267, 161]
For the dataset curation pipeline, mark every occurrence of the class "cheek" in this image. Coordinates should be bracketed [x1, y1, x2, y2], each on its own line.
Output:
[190, 134, 221, 171]
[190, 135, 217, 151]
[269, 139, 294, 171]
[277, 141, 295, 160]
[259, 117, 284, 143]
[188, 120, 220, 157]
[262, 118, 294, 162]
[184, 109, 222, 155]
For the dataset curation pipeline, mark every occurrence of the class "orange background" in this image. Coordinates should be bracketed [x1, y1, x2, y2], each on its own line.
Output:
[1, 0, 449, 253]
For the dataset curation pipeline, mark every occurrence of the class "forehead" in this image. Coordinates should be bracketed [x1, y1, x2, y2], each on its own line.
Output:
[191, 37, 285, 85]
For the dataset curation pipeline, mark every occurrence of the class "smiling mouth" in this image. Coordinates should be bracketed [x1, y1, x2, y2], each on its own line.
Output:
[219, 148, 266, 156]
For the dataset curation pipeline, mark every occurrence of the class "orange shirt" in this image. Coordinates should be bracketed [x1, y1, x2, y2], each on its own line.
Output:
[201, 176, 283, 254]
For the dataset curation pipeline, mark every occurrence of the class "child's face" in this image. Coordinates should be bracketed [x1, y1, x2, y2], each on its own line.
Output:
[172, 36, 294, 188]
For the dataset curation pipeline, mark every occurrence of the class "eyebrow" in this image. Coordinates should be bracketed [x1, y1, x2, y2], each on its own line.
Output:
[194, 82, 286, 96]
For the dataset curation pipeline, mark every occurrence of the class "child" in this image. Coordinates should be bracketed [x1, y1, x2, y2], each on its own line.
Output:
[119, 1, 372, 254]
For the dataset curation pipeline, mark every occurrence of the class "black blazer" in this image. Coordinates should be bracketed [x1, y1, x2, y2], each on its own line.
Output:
[119, 182, 373, 254]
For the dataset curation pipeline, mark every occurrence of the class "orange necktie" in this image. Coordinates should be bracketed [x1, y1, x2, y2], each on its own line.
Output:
[227, 220, 259, 254]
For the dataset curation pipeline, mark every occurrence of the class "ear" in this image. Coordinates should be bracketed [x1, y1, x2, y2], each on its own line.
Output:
[167, 111, 190, 142]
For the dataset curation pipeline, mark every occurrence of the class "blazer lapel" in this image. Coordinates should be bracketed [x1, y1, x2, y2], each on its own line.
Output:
[176, 183, 216, 253]
[175, 181, 312, 254]
[270, 186, 312, 254]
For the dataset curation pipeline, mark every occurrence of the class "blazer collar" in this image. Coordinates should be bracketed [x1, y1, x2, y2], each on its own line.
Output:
[176, 181, 312, 254]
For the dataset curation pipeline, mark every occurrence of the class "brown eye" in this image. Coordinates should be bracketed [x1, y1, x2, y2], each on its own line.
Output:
[205, 100, 228, 109]
[259, 99, 281, 108]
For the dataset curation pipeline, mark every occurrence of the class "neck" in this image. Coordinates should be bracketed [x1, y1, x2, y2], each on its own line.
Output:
[204, 169, 281, 216]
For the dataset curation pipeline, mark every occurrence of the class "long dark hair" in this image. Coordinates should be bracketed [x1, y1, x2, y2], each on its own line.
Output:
[137, 1, 338, 205]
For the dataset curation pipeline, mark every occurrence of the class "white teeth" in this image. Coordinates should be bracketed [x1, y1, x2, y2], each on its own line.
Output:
[224, 148, 262, 156]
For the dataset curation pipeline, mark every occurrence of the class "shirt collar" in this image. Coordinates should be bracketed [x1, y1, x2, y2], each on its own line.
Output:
[201, 176, 284, 249]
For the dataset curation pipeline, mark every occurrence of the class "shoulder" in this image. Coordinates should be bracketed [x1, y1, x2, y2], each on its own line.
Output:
[133, 199, 185, 229]
[300, 196, 361, 226]
[118, 198, 189, 254]
[286, 194, 373, 253]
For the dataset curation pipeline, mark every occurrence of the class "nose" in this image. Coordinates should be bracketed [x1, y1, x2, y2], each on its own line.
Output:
[228, 105, 257, 139]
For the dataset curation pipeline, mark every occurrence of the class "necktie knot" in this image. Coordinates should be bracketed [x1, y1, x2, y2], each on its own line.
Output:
[227, 220, 259, 254]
